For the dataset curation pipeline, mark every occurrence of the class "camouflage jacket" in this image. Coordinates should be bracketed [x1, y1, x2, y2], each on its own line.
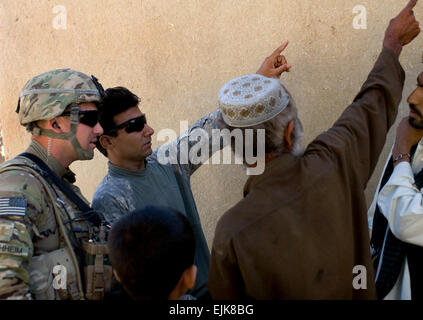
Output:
[0, 141, 92, 300]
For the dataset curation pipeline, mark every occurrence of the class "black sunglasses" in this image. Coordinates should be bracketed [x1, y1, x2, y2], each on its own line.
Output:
[107, 115, 147, 135]
[62, 110, 100, 127]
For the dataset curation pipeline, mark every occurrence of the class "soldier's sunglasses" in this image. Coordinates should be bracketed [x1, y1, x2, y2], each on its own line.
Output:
[61, 110, 99, 127]
[106, 115, 147, 135]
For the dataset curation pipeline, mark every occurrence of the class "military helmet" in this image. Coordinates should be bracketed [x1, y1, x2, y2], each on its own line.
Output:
[18, 68, 102, 126]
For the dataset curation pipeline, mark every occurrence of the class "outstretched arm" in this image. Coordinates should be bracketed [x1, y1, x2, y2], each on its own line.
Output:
[308, 0, 420, 189]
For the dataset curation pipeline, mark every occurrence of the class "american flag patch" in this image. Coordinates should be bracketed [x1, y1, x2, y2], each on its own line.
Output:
[0, 197, 27, 216]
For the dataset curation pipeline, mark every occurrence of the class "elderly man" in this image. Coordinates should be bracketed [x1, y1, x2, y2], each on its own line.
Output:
[0, 69, 110, 299]
[208, 0, 420, 299]
[91, 47, 290, 299]
[368, 72, 423, 300]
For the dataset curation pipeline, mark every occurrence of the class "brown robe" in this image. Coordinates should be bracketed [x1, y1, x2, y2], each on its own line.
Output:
[208, 48, 405, 299]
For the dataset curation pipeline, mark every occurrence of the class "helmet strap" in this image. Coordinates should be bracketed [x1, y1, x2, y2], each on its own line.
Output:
[68, 104, 94, 160]
[30, 104, 94, 161]
[47, 138, 52, 157]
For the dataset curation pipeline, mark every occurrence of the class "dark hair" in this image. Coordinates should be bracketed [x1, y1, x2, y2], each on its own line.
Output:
[107, 206, 196, 300]
[96, 86, 140, 156]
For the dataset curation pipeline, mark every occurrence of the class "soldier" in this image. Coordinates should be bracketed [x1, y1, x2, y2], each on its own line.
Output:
[0, 69, 112, 300]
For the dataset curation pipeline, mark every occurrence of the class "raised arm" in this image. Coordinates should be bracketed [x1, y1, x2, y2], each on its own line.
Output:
[307, 0, 420, 189]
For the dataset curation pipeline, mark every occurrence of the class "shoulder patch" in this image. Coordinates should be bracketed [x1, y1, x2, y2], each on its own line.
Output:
[0, 198, 27, 217]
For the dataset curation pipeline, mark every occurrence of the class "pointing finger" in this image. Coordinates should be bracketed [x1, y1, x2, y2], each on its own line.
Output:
[271, 41, 289, 58]
[403, 0, 418, 13]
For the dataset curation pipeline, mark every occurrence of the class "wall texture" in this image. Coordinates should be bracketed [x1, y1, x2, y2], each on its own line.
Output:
[0, 0, 422, 247]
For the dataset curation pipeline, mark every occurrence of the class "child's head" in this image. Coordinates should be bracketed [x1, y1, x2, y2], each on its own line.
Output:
[107, 206, 197, 300]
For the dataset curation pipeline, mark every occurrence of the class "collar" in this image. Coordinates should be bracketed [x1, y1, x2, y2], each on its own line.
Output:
[25, 140, 68, 178]
[108, 160, 148, 178]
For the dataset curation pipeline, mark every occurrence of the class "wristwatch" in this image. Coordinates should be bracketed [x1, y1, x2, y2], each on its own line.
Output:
[393, 153, 411, 163]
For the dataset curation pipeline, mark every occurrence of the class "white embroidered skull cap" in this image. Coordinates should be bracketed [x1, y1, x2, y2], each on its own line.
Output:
[218, 74, 290, 127]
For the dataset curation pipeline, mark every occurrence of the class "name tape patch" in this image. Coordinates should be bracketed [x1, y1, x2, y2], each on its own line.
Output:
[0, 243, 29, 257]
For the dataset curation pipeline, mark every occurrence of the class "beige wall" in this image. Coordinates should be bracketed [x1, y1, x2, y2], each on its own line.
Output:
[0, 0, 422, 247]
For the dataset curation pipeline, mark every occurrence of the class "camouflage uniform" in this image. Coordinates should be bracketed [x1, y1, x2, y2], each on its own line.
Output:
[0, 69, 111, 300]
